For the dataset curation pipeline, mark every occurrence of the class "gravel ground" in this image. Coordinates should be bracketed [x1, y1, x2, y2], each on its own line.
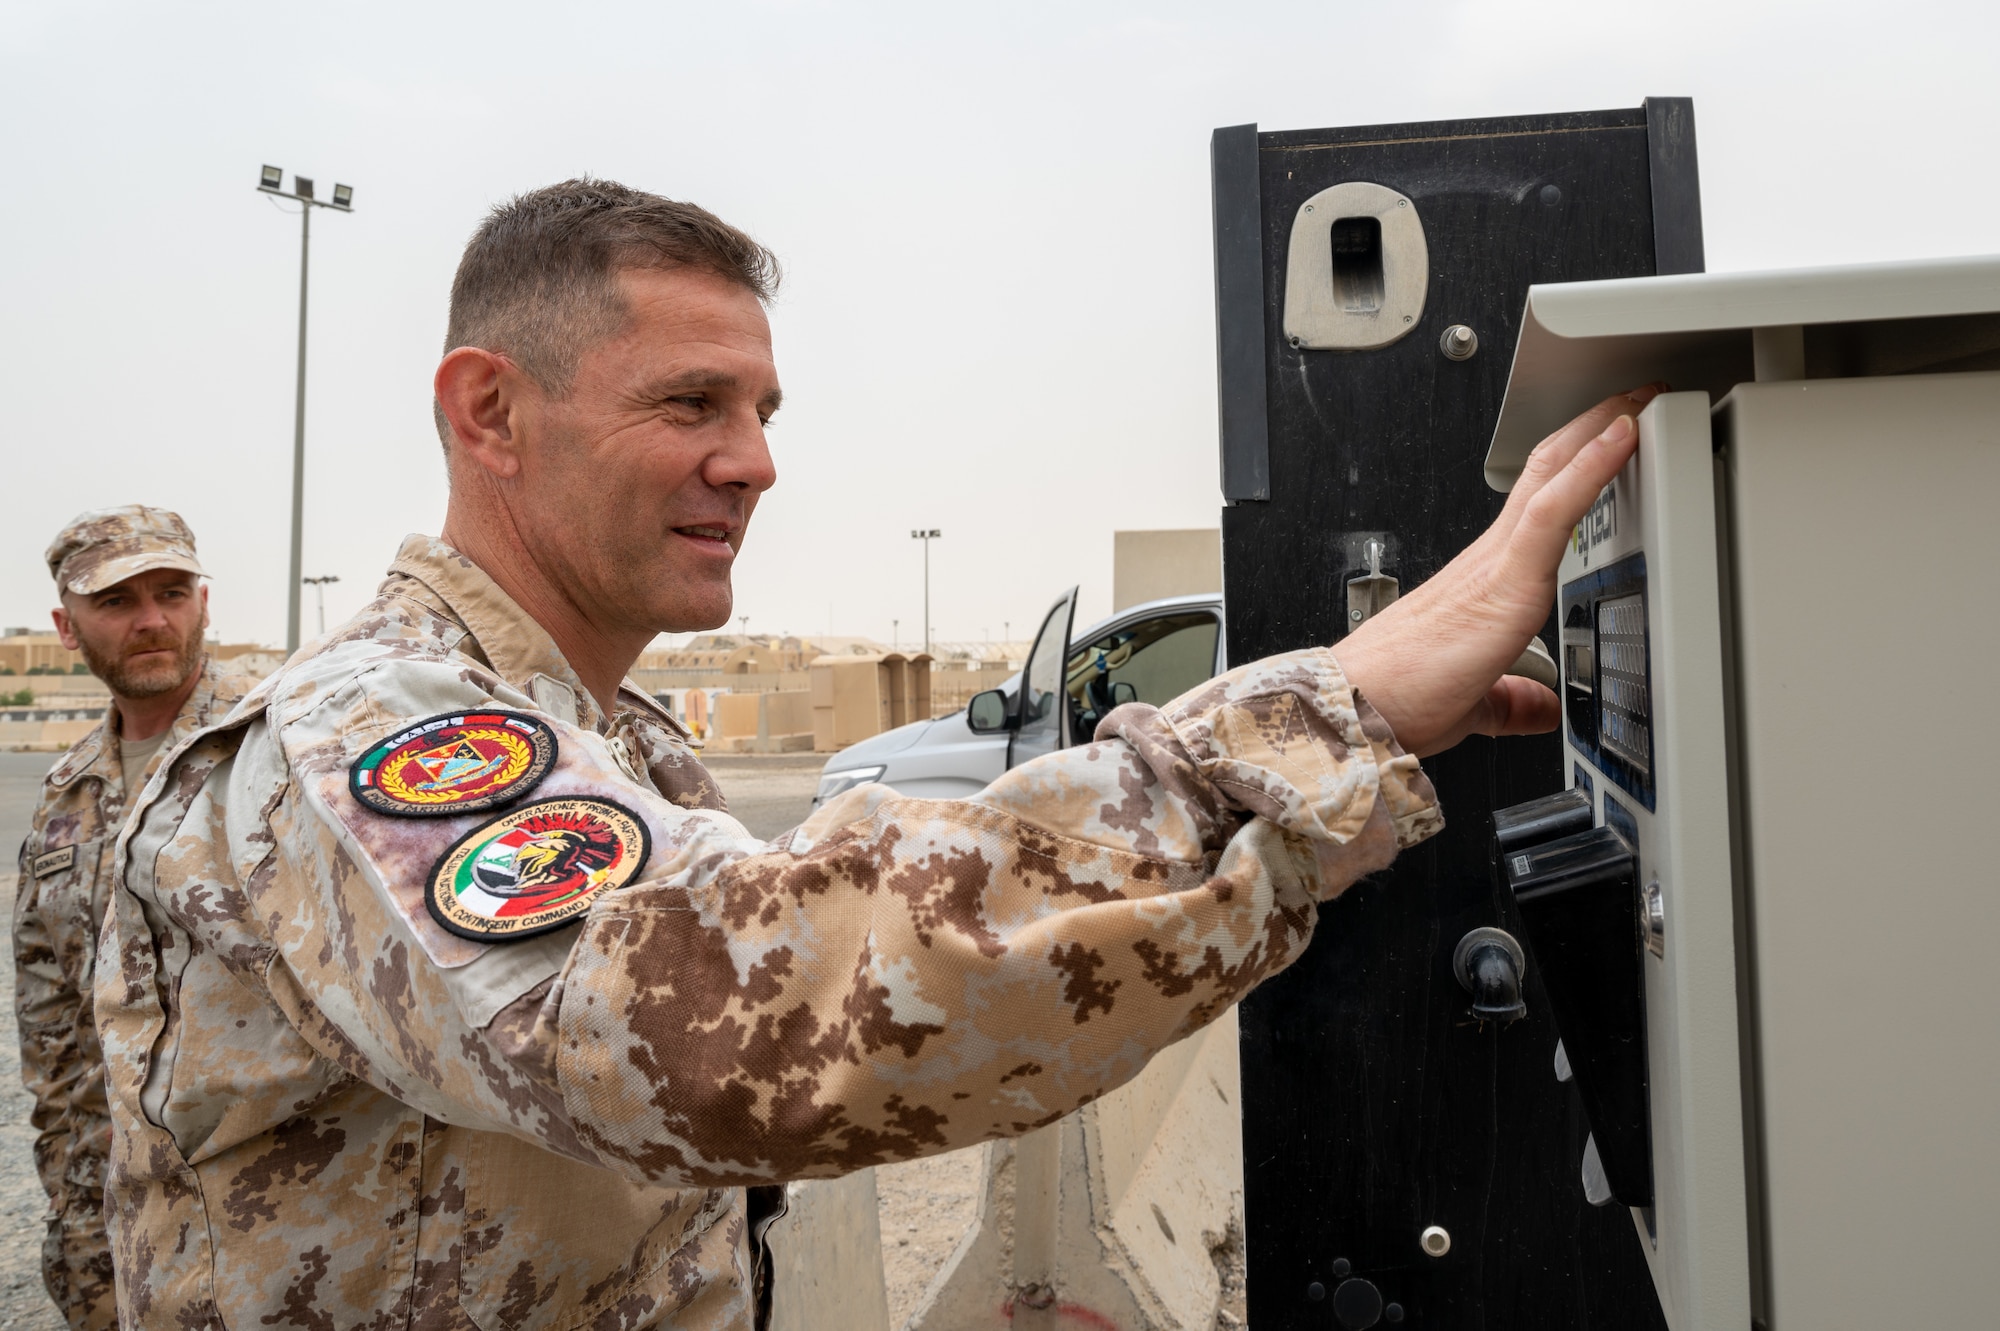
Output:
[874, 1147, 986, 1329]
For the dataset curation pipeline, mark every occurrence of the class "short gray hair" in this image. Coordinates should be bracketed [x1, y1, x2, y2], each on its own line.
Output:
[436, 178, 780, 444]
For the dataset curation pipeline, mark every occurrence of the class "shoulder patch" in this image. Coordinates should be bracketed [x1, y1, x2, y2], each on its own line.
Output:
[32, 845, 76, 878]
[350, 711, 557, 817]
[424, 796, 650, 942]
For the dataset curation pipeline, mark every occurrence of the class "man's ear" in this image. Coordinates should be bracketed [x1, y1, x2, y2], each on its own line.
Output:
[435, 347, 531, 480]
[199, 583, 211, 632]
[51, 603, 79, 652]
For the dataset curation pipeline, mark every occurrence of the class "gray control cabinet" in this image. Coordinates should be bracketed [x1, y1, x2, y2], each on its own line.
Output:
[1486, 256, 2000, 1328]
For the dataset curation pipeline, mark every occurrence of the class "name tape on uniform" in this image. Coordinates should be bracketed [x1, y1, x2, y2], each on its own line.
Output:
[350, 711, 558, 817]
[32, 845, 76, 878]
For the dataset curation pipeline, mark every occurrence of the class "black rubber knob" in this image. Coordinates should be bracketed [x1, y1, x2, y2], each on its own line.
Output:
[1333, 1277, 1384, 1328]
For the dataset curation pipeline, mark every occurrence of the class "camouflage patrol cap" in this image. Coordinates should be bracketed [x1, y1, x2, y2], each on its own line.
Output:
[45, 505, 208, 596]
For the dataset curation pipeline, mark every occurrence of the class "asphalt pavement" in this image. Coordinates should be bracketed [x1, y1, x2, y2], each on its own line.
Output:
[0, 754, 77, 1326]
[0, 754, 54, 866]
[699, 752, 825, 840]
[0, 866, 66, 1331]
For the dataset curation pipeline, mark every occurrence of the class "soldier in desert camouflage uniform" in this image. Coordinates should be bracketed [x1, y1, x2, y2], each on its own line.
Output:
[100, 180, 1655, 1329]
[13, 507, 249, 1330]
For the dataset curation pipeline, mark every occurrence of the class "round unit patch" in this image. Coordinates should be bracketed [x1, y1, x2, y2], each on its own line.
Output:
[426, 796, 650, 942]
[350, 711, 557, 817]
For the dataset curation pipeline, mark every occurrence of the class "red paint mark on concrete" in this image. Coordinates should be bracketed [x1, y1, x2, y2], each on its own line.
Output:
[999, 1299, 1123, 1331]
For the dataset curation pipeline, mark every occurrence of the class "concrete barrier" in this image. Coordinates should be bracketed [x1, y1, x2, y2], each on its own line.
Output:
[810, 654, 936, 751]
[713, 689, 816, 753]
[902, 1009, 1246, 1331]
[765, 1170, 892, 1331]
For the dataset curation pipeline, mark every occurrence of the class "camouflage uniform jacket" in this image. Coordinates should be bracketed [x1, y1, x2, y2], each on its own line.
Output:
[14, 657, 246, 1330]
[101, 534, 1442, 1330]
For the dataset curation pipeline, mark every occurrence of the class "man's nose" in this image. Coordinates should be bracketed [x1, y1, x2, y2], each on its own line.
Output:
[706, 412, 778, 494]
[130, 593, 172, 633]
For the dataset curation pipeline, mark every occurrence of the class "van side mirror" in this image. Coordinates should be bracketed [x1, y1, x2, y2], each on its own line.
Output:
[966, 689, 1015, 734]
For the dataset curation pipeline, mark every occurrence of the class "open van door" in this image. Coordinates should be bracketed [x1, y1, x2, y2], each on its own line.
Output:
[1005, 586, 1077, 769]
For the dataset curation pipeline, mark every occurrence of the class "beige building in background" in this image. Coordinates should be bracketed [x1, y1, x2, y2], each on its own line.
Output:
[0, 629, 87, 676]
[633, 634, 1027, 752]
[1112, 529, 1221, 612]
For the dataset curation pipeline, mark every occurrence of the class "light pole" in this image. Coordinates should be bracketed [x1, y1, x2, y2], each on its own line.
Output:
[891, 619, 899, 651]
[302, 575, 341, 636]
[257, 165, 354, 653]
[910, 529, 941, 655]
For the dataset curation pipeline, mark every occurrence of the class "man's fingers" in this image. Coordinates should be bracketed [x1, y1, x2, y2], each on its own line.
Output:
[1495, 384, 1665, 542]
[1488, 676, 1560, 736]
[1518, 386, 1658, 492]
[1439, 678, 1560, 754]
[1400, 679, 1560, 757]
[1503, 413, 1641, 582]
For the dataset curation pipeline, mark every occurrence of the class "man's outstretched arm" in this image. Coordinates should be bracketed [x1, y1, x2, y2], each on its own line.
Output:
[227, 392, 1648, 1187]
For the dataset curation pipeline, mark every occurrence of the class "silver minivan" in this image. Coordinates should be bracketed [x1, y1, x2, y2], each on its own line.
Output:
[812, 589, 1225, 806]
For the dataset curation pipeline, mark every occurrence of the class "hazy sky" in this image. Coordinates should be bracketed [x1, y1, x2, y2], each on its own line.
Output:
[3, 0, 1994, 652]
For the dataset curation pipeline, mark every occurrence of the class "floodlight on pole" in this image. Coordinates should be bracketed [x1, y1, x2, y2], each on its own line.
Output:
[910, 529, 941, 655]
[256, 164, 355, 653]
[302, 574, 341, 635]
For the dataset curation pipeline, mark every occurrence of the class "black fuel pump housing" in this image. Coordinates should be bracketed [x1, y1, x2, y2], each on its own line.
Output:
[1216, 99, 1701, 1328]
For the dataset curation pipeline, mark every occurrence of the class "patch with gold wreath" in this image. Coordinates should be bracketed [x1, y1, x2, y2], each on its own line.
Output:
[425, 796, 650, 941]
[350, 711, 557, 816]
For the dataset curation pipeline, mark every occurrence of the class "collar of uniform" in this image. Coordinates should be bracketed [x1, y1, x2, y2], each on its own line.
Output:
[385, 534, 608, 731]
[617, 683, 688, 738]
[164, 656, 242, 751]
[45, 717, 115, 790]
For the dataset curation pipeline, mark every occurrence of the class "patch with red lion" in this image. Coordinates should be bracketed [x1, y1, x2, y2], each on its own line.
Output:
[425, 796, 650, 941]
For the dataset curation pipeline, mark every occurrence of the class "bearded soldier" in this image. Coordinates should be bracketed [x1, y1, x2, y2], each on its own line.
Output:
[13, 507, 250, 1329]
[100, 180, 1653, 1329]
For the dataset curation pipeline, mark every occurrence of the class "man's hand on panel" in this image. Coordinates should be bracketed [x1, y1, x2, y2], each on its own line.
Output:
[1334, 385, 1664, 757]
